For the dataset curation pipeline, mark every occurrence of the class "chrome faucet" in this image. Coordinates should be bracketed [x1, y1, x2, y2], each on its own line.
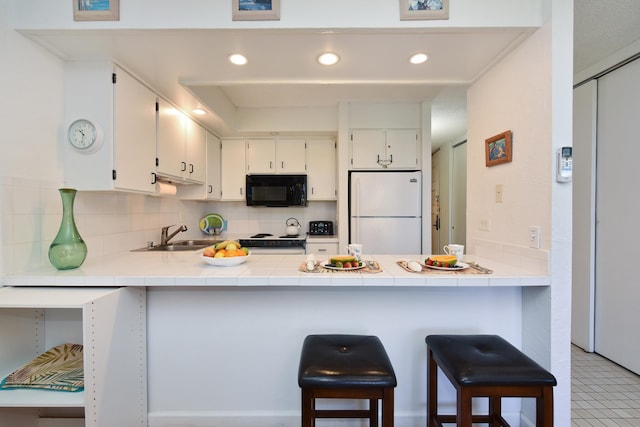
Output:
[160, 224, 188, 246]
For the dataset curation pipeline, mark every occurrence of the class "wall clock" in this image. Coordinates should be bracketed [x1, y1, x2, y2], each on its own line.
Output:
[68, 119, 104, 153]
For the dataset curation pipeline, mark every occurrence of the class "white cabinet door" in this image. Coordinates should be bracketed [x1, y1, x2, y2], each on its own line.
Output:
[185, 118, 206, 183]
[221, 139, 246, 201]
[350, 129, 385, 169]
[386, 129, 419, 169]
[246, 139, 276, 173]
[276, 139, 306, 173]
[350, 129, 420, 170]
[247, 139, 306, 174]
[156, 98, 187, 180]
[206, 132, 221, 200]
[307, 139, 336, 200]
[113, 67, 157, 193]
[63, 62, 157, 194]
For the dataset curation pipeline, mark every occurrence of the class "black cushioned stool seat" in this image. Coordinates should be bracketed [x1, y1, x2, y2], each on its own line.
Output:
[426, 335, 557, 427]
[298, 334, 397, 427]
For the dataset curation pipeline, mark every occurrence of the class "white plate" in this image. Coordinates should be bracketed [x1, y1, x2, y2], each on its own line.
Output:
[424, 262, 469, 271]
[201, 252, 250, 267]
[321, 261, 366, 271]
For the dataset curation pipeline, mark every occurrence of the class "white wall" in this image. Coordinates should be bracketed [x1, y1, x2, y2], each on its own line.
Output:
[465, 1, 573, 425]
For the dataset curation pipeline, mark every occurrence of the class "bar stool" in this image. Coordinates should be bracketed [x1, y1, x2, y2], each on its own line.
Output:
[298, 334, 397, 427]
[425, 334, 557, 427]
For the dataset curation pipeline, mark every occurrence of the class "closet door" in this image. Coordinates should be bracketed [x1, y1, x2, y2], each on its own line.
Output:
[595, 58, 640, 374]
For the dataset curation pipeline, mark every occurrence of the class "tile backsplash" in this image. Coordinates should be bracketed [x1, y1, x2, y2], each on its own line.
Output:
[0, 176, 336, 276]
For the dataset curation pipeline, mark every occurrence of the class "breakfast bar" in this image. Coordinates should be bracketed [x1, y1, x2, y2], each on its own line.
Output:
[1, 251, 550, 426]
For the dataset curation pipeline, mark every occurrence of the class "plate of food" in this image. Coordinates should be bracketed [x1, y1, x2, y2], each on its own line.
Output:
[424, 262, 469, 271]
[423, 255, 469, 271]
[321, 261, 366, 271]
[321, 255, 365, 270]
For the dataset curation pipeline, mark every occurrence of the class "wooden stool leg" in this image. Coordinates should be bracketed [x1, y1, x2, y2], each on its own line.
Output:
[382, 387, 394, 427]
[489, 396, 501, 426]
[457, 388, 473, 427]
[537, 386, 554, 427]
[427, 348, 438, 427]
[370, 398, 379, 427]
[301, 388, 314, 427]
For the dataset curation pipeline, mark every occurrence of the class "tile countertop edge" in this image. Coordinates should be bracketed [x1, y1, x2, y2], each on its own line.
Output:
[1, 254, 549, 287]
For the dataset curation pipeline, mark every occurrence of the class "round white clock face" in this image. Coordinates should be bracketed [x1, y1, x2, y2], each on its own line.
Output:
[68, 119, 103, 153]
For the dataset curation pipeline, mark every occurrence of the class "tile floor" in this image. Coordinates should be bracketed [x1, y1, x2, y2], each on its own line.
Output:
[572, 344, 640, 426]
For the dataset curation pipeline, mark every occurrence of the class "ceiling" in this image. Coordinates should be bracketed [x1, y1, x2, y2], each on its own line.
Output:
[21, 2, 640, 148]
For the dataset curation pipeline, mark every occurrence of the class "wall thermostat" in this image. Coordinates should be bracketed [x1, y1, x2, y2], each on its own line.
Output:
[556, 147, 572, 183]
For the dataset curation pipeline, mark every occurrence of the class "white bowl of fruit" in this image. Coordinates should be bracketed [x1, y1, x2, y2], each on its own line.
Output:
[201, 240, 250, 266]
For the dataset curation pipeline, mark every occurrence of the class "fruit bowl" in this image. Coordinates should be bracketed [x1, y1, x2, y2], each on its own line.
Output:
[201, 251, 250, 267]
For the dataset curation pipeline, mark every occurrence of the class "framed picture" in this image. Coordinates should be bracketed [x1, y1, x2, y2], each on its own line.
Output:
[73, 0, 120, 21]
[399, 0, 449, 21]
[232, 0, 280, 21]
[485, 130, 513, 167]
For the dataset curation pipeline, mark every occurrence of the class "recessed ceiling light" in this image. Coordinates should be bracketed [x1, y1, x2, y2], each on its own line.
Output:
[229, 54, 248, 65]
[409, 53, 429, 64]
[192, 108, 206, 115]
[317, 52, 340, 66]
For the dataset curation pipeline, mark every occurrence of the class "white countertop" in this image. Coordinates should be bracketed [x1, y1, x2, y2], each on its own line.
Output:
[2, 251, 549, 288]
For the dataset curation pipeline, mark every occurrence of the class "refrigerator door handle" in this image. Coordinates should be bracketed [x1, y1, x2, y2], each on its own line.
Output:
[353, 177, 360, 242]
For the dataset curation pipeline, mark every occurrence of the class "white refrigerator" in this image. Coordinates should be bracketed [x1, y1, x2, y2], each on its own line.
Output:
[349, 171, 422, 254]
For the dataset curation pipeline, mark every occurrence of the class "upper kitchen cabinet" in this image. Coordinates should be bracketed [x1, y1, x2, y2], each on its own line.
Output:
[350, 129, 420, 170]
[156, 100, 206, 184]
[63, 62, 157, 194]
[176, 131, 221, 201]
[246, 139, 306, 174]
[306, 139, 336, 200]
[221, 139, 246, 201]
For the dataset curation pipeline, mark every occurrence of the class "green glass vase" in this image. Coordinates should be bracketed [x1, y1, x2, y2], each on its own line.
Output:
[48, 188, 87, 270]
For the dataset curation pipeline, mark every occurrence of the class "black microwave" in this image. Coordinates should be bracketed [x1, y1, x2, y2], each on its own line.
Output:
[246, 174, 308, 207]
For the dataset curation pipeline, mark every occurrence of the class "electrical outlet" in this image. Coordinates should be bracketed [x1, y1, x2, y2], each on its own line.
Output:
[479, 219, 491, 231]
[528, 226, 541, 249]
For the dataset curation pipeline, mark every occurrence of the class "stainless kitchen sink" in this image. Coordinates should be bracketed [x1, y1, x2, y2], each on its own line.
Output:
[132, 239, 220, 252]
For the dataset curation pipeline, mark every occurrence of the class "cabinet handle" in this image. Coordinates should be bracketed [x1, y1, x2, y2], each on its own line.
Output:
[312, 187, 315, 194]
[281, 161, 284, 169]
[181, 161, 187, 172]
[208, 185, 213, 194]
[190, 164, 194, 173]
[270, 161, 273, 170]
[389, 154, 393, 164]
[240, 187, 243, 195]
[318, 248, 327, 252]
[151, 173, 157, 184]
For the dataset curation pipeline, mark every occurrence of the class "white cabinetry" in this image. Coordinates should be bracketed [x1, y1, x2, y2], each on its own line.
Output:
[156, 100, 206, 184]
[306, 241, 339, 256]
[246, 139, 306, 174]
[176, 131, 221, 200]
[350, 129, 419, 170]
[0, 287, 146, 427]
[205, 132, 222, 200]
[306, 139, 336, 200]
[64, 62, 156, 193]
[221, 139, 246, 201]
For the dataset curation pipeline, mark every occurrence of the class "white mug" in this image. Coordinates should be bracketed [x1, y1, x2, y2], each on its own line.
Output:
[346, 244, 363, 261]
[443, 244, 464, 261]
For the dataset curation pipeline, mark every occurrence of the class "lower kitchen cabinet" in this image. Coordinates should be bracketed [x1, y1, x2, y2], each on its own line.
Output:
[0, 287, 146, 427]
[306, 241, 339, 256]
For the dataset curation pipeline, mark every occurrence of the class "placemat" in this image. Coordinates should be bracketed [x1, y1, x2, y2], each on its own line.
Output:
[396, 260, 493, 275]
[300, 260, 382, 274]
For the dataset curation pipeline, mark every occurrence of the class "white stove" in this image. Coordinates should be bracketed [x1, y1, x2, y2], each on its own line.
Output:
[239, 234, 306, 254]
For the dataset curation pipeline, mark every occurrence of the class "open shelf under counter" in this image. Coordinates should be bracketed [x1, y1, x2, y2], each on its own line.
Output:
[0, 286, 146, 426]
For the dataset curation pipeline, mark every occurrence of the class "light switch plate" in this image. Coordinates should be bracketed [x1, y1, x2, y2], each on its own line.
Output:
[528, 226, 541, 248]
